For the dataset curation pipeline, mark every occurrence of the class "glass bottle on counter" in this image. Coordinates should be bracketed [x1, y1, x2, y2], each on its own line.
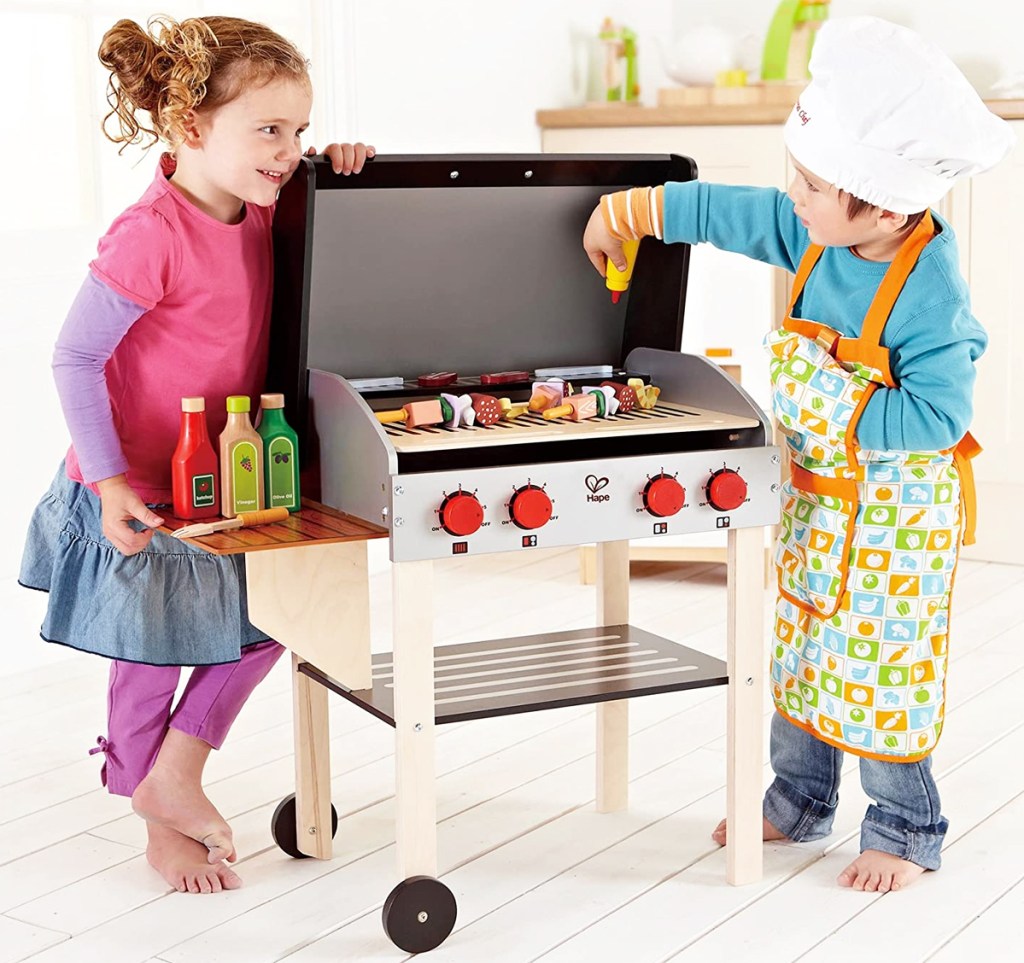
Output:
[256, 393, 301, 512]
[171, 396, 219, 519]
[219, 395, 264, 517]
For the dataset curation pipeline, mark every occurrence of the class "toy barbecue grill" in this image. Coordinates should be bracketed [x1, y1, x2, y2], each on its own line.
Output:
[270, 153, 779, 562]
[266, 154, 779, 952]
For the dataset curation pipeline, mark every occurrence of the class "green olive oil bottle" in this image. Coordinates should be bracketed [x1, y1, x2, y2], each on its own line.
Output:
[256, 393, 301, 512]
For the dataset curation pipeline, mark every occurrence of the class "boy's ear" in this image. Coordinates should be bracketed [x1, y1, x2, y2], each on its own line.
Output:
[877, 209, 910, 235]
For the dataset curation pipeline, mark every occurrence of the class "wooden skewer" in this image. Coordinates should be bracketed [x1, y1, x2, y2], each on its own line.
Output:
[171, 506, 289, 539]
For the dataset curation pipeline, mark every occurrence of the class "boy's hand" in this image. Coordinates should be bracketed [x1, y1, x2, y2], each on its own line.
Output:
[306, 142, 375, 175]
[583, 204, 627, 278]
[97, 474, 164, 556]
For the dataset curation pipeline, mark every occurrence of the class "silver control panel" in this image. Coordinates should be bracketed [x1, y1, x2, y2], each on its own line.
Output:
[386, 445, 781, 562]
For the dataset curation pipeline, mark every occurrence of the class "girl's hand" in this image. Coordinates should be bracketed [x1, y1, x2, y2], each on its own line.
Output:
[96, 474, 164, 556]
[583, 205, 627, 278]
[305, 142, 376, 175]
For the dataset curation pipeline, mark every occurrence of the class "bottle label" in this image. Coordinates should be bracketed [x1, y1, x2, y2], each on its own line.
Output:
[268, 436, 297, 509]
[192, 473, 216, 509]
[231, 442, 260, 512]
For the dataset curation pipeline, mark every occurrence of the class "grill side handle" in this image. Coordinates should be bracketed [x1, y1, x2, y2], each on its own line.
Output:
[308, 368, 397, 530]
[625, 347, 770, 445]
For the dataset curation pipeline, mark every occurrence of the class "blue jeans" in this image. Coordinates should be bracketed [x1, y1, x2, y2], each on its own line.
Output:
[763, 712, 948, 870]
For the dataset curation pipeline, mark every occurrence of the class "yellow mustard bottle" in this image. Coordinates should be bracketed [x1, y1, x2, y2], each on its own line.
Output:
[219, 395, 265, 517]
[605, 239, 639, 303]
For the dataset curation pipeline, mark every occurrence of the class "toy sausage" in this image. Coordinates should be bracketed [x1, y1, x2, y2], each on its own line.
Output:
[470, 393, 502, 426]
[600, 381, 638, 413]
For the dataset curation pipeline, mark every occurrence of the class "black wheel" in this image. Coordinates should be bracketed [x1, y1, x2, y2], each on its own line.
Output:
[382, 876, 457, 953]
[270, 793, 338, 859]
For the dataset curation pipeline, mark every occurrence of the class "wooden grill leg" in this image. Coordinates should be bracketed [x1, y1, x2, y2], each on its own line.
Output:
[596, 540, 630, 813]
[392, 559, 438, 880]
[726, 525, 766, 884]
[292, 653, 333, 858]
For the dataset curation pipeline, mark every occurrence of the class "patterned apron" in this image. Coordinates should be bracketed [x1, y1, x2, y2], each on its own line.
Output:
[767, 212, 980, 762]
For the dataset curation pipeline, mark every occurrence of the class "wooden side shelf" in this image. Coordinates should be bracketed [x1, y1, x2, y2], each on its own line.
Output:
[159, 498, 387, 555]
[298, 624, 727, 726]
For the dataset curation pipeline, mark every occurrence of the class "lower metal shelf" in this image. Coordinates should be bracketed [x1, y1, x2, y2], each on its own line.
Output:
[297, 624, 727, 726]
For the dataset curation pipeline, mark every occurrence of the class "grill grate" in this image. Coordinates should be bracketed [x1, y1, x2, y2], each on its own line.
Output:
[376, 400, 759, 453]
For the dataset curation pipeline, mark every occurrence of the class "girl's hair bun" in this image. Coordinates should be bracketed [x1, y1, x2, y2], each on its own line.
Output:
[98, 16, 308, 151]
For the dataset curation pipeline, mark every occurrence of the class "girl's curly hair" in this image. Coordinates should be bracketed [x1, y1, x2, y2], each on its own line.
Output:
[98, 15, 310, 151]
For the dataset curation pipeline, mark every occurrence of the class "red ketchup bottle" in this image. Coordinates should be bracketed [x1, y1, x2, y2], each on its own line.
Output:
[171, 397, 220, 519]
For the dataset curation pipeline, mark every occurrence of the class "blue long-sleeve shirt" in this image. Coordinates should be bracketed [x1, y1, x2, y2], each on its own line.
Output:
[662, 182, 986, 452]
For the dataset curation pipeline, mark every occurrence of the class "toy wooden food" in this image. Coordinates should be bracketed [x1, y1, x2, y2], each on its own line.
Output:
[470, 393, 502, 426]
[600, 381, 638, 413]
[375, 398, 447, 427]
[498, 398, 529, 420]
[440, 392, 486, 427]
[480, 370, 530, 385]
[627, 377, 661, 409]
[543, 393, 599, 421]
[417, 371, 458, 388]
[581, 385, 619, 417]
[528, 382, 565, 412]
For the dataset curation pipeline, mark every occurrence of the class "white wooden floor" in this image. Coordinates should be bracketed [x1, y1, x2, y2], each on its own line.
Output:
[2, 545, 1023, 962]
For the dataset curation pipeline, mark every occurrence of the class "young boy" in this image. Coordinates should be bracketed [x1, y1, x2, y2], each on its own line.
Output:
[583, 16, 1014, 892]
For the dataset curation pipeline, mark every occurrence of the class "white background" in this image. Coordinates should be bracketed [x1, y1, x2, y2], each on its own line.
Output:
[1, 0, 1021, 674]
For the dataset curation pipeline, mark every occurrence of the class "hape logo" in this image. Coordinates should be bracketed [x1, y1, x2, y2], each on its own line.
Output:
[585, 475, 610, 503]
[794, 100, 811, 126]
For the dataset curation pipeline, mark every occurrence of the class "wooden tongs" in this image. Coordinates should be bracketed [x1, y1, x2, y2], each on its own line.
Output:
[171, 506, 289, 539]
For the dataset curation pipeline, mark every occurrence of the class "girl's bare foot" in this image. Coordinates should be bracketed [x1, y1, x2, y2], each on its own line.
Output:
[133, 769, 236, 864]
[146, 823, 243, 894]
[711, 816, 789, 846]
[837, 849, 926, 892]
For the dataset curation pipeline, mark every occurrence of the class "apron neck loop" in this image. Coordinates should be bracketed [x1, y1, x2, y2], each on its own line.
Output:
[858, 210, 936, 350]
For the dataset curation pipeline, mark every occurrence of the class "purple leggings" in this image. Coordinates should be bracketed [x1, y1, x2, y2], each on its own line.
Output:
[92, 640, 284, 796]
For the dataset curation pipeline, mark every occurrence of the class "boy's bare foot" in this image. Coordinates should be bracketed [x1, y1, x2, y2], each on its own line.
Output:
[837, 849, 926, 892]
[133, 770, 236, 864]
[711, 817, 789, 846]
[146, 824, 243, 894]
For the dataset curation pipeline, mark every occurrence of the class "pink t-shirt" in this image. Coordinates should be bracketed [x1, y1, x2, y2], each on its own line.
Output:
[65, 154, 274, 503]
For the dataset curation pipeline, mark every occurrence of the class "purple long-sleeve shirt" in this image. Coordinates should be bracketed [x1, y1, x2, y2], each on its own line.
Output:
[52, 274, 144, 484]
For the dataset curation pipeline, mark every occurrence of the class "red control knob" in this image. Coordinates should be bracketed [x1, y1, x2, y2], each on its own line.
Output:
[509, 485, 553, 530]
[706, 469, 748, 511]
[438, 491, 484, 536]
[643, 474, 685, 518]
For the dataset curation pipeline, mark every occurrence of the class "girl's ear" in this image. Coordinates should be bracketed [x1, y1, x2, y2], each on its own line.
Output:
[179, 110, 202, 149]
[877, 209, 909, 235]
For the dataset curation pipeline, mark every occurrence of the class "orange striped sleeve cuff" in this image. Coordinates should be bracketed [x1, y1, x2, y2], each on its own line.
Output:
[600, 186, 664, 241]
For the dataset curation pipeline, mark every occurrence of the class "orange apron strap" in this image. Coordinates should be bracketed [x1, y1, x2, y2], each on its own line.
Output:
[785, 243, 827, 324]
[833, 212, 938, 466]
[953, 431, 982, 546]
[790, 463, 858, 501]
[852, 211, 938, 370]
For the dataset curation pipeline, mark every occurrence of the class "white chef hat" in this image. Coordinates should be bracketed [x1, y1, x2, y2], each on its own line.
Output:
[783, 16, 1015, 214]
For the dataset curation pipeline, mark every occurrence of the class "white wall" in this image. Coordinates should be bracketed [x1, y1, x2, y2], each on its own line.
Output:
[1, 0, 1019, 672]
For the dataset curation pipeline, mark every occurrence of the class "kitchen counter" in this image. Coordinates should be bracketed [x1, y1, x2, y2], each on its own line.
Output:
[536, 99, 1024, 128]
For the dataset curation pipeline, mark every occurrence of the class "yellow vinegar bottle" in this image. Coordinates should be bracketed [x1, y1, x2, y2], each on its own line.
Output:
[219, 395, 265, 517]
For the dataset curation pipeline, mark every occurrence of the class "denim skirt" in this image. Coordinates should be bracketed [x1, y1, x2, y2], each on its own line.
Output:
[19, 464, 269, 666]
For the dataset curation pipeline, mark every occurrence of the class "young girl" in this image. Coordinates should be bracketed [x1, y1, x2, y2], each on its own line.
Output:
[19, 15, 372, 895]
[583, 17, 1013, 893]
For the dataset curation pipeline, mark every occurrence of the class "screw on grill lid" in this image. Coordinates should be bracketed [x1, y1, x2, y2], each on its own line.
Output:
[181, 397, 205, 412]
[226, 395, 251, 413]
[260, 393, 285, 409]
